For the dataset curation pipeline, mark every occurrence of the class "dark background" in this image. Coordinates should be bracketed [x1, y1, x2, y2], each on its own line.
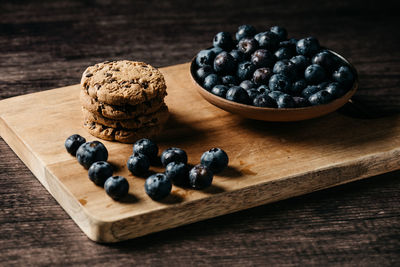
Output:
[1, 0, 399, 265]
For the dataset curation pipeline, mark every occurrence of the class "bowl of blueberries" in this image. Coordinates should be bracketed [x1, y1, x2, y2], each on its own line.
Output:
[190, 25, 358, 121]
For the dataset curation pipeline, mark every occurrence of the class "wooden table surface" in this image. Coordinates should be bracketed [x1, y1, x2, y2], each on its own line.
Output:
[1, 0, 399, 265]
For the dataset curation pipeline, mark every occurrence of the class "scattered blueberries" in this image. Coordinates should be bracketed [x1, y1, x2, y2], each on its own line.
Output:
[65, 134, 86, 156]
[189, 164, 214, 189]
[193, 24, 356, 108]
[145, 173, 172, 200]
[104, 176, 129, 200]
[200, 148, 229, 173]
[133, 138, 158, 162]
[165, 162, 189, 186]
[161, 147, 188, 167]
[127, 153, 150, 176]
[76, 141, 108, 169]
[88, 161, 113, 186]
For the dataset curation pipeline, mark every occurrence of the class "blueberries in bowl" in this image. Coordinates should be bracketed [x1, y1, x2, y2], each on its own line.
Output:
[192, 25, 356, 110]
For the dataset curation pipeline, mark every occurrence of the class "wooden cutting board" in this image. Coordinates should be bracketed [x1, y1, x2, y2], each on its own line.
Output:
[1, 63, 400, 243]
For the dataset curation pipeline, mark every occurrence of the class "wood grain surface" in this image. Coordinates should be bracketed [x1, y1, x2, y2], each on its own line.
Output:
[1, 0, 399, 265]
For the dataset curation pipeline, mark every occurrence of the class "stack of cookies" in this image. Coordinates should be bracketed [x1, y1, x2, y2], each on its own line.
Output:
[80, 60, 169, 143]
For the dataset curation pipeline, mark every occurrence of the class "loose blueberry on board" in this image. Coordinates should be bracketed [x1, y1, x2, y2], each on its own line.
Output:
[133, 138, 158, 161]
[269, 74, 292, 92]
[291, 79, 307, 95]
[236, 24, 257, 41]
[270, 25, 288, 41]
[296, 37, 320, 57]
[325, 82, 345, 98]
[226, 86, 251, 104]
[221, 75, 239, 85]
[88, 161, 113, 186]
[145, 173, 172, 200]
[246, 88, 260, 101]
[239, 80, 256, 90]
[196, 49, 216, 67]
[257, 31, 280, 51]
[189, 164, 214, 189]
[127, 153, 150, 176]
[203, 74, 221, 91]
[65, 134, 86, 156]
[274, 47, 294, 60]
[161, 147, 188, 167]
[165, 162, 189, 186]
[196, 65, 214, 82]
[277, 94, 296, 108]
[332, 65, 354, 87]
[211, 85, 229, 98]
[311, 50, 336, 72]
[257, 85, 270, 94]
[200, 148, 229, 173]
[304, 64, 326, 84]
[237, 61, 257, 81]
[272, 60, 297, 79]
[252, 67, 272, 85]
[251, 49, 275, 68]
[301, 85, 321, 98]
[214, 51, 236, 74]
[76, 141, 108, 169]
[308, 90, 333, 105]
[104, 176, 129, 200]
[253, 94, 277, 108]
[229, 49, 246, 63]
[237, 38, 259, 56]
[213, 32, 234, 50]
[292, 96, 310, 107]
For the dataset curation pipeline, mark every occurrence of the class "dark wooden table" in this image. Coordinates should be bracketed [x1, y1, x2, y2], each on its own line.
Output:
[1, 0, 399, 265]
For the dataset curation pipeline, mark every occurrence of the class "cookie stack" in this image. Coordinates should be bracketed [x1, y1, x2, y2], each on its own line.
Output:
[80, 60, 169, 143]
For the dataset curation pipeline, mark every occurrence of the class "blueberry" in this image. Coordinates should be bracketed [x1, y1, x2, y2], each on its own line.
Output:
[257, 31, 280, 51]
[200, 148, 229, 173]
[277, 94, 296, 108]
[210, 47, 223, 55]
[237, 38, 259, 56]
[195, 65, 213, 82]
[325, 82, 346, 98]
[133, 138, 158, 161]
[292, 96, 310, 107]
[127, 153, 150, 176]
[332, 65, 354, 88]
[273, 60, 296, 79]
[104, 176, 129, 200]
[236, 24, 257, 41]
[290, 55, 310, 76]
[274, 47, 295, 60]
[296, 37, 320, 57]
[213, 51, 236, 74]
[311, 50, 336, 72]
[88, 161, 113, 186]
[252, 67, 272, 85]
[291, 79, 307, 95]
[237, 61, 256, 81]
[145, 173, 172, 200]
[65, 134, 86, 156]
[308, 90, 333, 105]
[211, 84, 229, 98]
[268, 90, 284, 101]
[253, 94, 277, 108]
[221, 75, 239, 85]
[270, 26, 288, 41]
[226, 86, 251, 104]
[203, 74, 221, 91]
[304, 64, 326, 84]
[254, 32, 265, 42]
[229, 49, 246, 63]
[257, 85, 270, 94]
[246, 88, 260, 100]
[213, 32, 234, 51]
[161, 147, 188, 167]
[301, 85, 320, 98]
[76, 141, 108, 169]
[279, 38, 297, 49]
[317, 81, 330, 91]
[196, 49, 216, 67]
[239, 80, 256, 90]
[165, 162, 189, 186]
[189, 164, 213, 189]
[251, 49, 275, 68]
[268, 74, 292, 92]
